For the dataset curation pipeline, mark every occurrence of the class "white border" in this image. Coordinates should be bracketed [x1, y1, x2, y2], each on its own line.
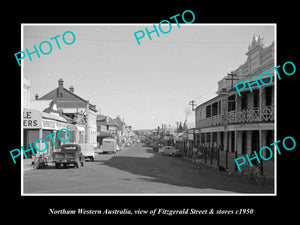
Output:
[21, 23, 277, 196]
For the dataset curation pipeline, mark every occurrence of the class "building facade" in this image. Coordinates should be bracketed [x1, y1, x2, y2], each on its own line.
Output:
[37, 79, 98, 147]
[96, 115, 133, 148]
[23, 76, 31, 109]
[194, 35, 275, 178]
[23, 101, 72, 159]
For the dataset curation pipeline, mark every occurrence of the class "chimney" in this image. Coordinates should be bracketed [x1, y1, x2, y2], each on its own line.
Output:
[35, 93, 39, 100]
[69, 86, 74, 93]
[58, 78, 64, 87]
[58, 78, 64, 97]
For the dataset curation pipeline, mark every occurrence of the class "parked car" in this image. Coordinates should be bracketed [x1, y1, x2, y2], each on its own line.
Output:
[79, 143, 95, 161]
[159, 146, 181, 156]
[152, 144, 159, 152]
[125, 142, 131, 147]
[52, 144, 84, 168]
[158, 147, 165, 154]
[94, 145, 103, 154]
[116, 144, 121, 151]
[152, 143, 162, 152]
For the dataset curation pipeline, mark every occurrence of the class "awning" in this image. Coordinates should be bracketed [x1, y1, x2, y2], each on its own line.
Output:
[24, 108, 68, 130]
[67, 124, 85, 131]
[98, 131, 113, 138]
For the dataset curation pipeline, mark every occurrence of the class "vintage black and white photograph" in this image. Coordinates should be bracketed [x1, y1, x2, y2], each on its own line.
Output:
[21, 24, 276, 195]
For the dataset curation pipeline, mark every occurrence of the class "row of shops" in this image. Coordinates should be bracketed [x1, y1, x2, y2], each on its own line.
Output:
[23, 106, 86, 161]
[162, 127, 273, 179]
[158, 35, 275, 179]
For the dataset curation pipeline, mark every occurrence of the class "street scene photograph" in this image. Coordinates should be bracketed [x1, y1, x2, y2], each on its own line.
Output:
[21, 24, 275, 195]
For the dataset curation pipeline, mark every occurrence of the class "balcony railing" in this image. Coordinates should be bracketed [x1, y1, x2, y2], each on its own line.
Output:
[198, 105, 274, 128]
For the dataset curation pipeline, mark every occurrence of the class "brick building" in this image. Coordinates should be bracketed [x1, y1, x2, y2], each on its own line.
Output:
[37, 78, 98, 147]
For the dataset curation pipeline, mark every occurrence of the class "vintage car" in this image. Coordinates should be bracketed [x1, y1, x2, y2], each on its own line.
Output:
[158, 146, 181, 156]
[102, 138, 117, 154]
[52, 144, 84, 168]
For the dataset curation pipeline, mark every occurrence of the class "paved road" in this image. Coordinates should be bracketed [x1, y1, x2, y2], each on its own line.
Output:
[23, 143, 274, 194]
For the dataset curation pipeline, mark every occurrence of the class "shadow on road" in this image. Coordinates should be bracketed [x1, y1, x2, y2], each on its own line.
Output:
[95, 147, 274, 194]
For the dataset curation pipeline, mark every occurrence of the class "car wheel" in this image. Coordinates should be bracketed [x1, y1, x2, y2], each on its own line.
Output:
[55, 163, 60, 169]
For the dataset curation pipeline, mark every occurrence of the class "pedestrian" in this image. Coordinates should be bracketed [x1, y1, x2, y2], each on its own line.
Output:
[79, 151, 84, 167]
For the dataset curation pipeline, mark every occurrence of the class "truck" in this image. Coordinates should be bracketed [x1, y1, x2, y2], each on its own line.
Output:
[79, 143, 95, 161]
[102, 138, 117, 154]
[52, 144, 84, 169]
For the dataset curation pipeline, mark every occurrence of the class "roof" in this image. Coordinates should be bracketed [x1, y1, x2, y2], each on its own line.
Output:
[195, 94, 223, 110]
[39, 87, 97, 112]
[40, 86, 86, 101]
[30, 100, 53, 112]
[106, 117, 118, 126]
[97, 114, 106, 121]
[98, 131, 113, 138]
[115, 116, 125, 127]
[41, 111, 68, 123]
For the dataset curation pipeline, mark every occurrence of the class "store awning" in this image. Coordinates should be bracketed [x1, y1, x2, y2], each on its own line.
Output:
[23, 108, 68, 130]
[67, 124, 85, 131]
[98, 131, 113, 138]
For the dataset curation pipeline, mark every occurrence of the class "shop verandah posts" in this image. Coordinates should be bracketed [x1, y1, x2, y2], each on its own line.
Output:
[225, 150, 229, 170]
[210, 146, 213, 165]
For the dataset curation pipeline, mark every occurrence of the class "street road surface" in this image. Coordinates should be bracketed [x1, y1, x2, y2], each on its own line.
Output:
[23, 143, 274, 194]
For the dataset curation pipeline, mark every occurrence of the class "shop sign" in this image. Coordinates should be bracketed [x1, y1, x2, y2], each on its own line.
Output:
[42, 119, 56, 129]
[23, 109, 41, 128]
[56, 121, 68, 130]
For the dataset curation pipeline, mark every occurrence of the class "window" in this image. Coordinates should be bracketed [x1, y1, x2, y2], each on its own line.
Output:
[241, 93, 248, 110]
[206, 105, 212, 118]
[253, 90, 259, 108]
[228, 95, 236, 112]
[212, 102, 218, 116]
[265, 86, 273, 106]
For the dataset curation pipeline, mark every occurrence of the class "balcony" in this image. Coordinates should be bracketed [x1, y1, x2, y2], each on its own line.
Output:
[197, 105, 274, 128]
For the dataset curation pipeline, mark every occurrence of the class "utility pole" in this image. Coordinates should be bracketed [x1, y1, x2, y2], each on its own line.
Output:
[189, 100, 197, 111]
[225, 73, 239, 89]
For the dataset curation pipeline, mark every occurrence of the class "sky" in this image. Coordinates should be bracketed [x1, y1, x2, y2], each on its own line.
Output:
[23, 24, 275, 130]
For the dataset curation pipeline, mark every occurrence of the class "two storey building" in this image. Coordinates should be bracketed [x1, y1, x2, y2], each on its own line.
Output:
[195, 35, 275, 178]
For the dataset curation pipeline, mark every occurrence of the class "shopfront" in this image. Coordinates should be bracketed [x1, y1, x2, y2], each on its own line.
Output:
[23, 108, 69, 159]
[67, 123, 85, 144]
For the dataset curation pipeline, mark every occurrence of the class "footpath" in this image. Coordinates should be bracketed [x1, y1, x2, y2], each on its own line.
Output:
[23, 158, 34, 172]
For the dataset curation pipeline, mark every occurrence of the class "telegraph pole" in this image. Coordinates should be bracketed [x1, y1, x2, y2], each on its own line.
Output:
[189, 100, 197, 111]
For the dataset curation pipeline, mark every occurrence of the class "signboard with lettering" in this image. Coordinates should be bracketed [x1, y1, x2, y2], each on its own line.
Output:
[42, 119, 56, 129]
[23, 109, 41, 128]
[56, 121, 68, 130]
